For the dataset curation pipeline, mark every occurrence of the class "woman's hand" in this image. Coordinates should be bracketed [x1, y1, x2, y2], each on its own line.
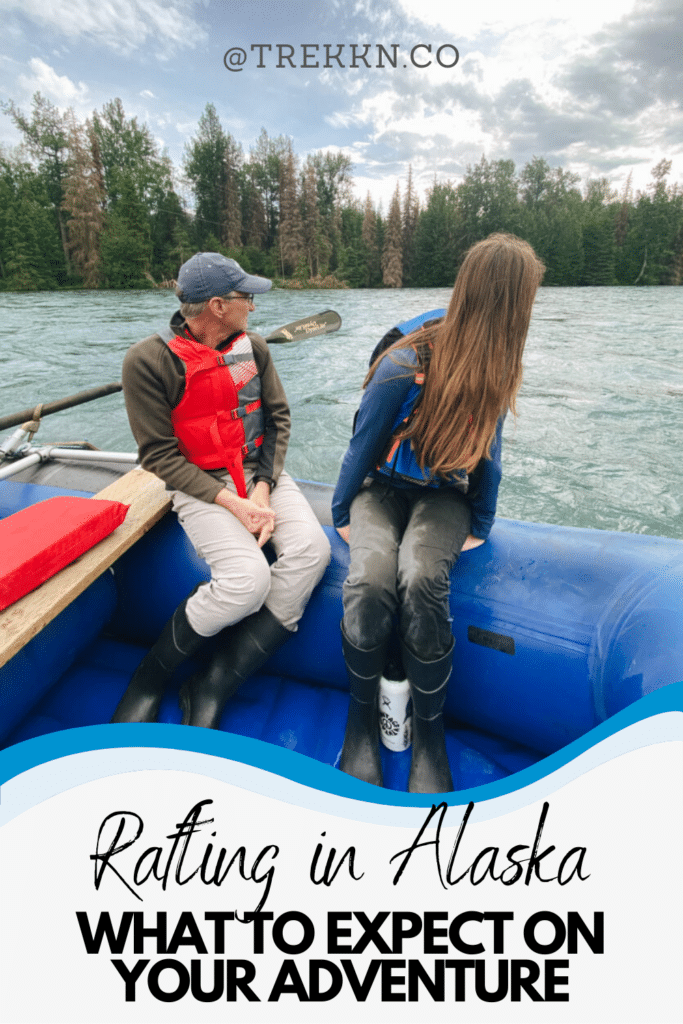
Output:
[336, 525, 351, 545]
[461, 534, 485, 552]
[214, 486, 275, 548]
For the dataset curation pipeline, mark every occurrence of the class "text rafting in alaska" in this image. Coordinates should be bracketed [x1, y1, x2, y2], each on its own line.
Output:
[90, 799, 589, 912]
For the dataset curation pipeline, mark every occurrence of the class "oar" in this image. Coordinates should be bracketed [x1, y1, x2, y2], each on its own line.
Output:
[0, 383, 123, 432]
[0, 312, 343, 432]
[265, 309, 342, 343]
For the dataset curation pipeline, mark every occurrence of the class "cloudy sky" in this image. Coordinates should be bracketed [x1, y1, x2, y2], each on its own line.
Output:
[0, 0, 680, 208]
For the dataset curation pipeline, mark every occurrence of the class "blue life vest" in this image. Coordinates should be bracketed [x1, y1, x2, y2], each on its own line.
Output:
[369, 308, 446, 365]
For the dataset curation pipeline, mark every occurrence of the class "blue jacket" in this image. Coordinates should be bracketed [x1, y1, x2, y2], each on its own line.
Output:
[331, 331, 504, 540]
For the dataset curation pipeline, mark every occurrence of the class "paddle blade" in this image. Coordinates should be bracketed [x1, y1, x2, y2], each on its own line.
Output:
[265, 309, 342, 343]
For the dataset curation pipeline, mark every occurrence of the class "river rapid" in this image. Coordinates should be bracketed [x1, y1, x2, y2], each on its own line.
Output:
[1, 286, 681, 539]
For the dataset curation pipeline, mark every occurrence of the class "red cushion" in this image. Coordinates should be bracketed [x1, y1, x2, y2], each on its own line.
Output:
[0, 497, 129, 611]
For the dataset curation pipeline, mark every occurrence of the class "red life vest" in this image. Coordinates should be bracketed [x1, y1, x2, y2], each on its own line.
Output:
[166, 329, 264, 498]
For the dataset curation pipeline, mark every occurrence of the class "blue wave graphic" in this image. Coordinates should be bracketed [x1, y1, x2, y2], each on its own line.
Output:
[1, 681, 681, 810]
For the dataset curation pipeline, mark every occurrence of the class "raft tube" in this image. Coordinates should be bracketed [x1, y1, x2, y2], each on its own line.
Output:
[0, 470, 681, 792]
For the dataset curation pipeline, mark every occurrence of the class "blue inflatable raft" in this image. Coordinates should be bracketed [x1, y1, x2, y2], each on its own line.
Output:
[1, 459, 682, 793]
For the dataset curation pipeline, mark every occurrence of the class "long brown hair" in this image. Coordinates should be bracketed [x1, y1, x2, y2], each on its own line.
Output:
[367, 233, 545, 477]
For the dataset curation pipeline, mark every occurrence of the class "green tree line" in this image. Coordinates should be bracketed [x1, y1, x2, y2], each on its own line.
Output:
[1, 95, 682, 291]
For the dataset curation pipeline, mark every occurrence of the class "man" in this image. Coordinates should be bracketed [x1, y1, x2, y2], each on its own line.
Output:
[112, 253, 331, 728]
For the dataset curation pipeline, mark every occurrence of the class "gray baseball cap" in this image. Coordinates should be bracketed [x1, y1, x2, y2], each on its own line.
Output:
[177, 253, 272, 303]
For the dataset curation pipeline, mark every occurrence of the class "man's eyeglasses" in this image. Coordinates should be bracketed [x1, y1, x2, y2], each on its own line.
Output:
[225, 292, 254, 304]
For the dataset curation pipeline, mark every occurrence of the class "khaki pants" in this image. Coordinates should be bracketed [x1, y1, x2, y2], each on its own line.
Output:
[172, 468, 331, 637]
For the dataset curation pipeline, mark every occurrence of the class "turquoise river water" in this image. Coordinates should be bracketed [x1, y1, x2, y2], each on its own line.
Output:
[1, 287, 681, 540]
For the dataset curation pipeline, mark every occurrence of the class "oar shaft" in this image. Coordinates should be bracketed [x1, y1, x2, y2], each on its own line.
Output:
[0, 383, 123, 432]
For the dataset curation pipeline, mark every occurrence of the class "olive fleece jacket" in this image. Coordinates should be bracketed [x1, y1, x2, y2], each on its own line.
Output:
[122, 313, 291, 505]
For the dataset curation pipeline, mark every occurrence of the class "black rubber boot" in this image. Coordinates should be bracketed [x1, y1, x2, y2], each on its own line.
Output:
[111, 594, 208, 723]
[180, 606, 291, 729]
[339, 623, 389, 787]
[400, 638, 455, 794]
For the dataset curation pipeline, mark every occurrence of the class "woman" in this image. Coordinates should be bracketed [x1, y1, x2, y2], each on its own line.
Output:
[332, 233, 545, 793]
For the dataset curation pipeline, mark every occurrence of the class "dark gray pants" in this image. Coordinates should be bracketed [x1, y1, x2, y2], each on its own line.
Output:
[342, 480, 471, 661]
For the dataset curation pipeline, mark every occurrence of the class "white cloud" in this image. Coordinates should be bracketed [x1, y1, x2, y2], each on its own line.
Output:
[319, 67, 369, 96]
[0, 0, 208, 56]
[140, 89, 155, 99]
[17, 58, 89, 108]
[321, 0, 682, 203]
[174, 120, 197, 138]
[394, 0, 640, 42]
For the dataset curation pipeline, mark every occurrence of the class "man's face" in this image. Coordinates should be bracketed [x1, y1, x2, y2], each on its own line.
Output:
[213, 291, 255, 335]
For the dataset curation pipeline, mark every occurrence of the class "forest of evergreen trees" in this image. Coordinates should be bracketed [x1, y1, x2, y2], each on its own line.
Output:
[1, 94, 682, 292]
